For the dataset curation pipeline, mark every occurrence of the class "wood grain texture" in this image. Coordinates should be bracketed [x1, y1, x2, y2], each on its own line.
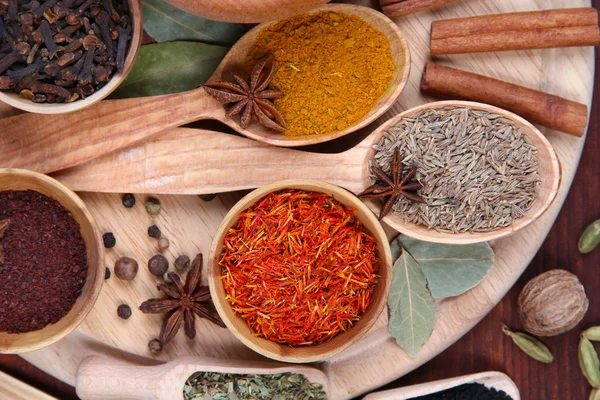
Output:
[0, 0, 597, 399]
[0, 3, 411, 175]
[0, 0, 143, 114]
[0, 370, 58, 400]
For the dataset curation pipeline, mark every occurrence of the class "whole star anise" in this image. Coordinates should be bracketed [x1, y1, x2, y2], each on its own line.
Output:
[139, 253, 225, 346]
[359, 148, 424, 220]
[202, 53, 286, 132]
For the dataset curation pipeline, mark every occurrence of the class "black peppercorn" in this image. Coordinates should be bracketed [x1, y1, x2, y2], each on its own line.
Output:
[148, 254, 168, 276]
[103, 232, 116, 248]
[148, 338, 162, 354]
[115, 257, 139, 280]
[175, 255, 190, 271]
[199, 193, 217, 201]
[148, 224, 161, 239]
[122, 193, 136, 208]
[117, 304, 132, 319]
[105, 267, 111, 279]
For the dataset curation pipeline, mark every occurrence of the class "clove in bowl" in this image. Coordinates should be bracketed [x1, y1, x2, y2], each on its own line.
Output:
[0, 0, 142, 114]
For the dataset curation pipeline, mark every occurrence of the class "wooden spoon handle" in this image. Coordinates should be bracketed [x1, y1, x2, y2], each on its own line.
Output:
[51, 127, 369, 194]
[0, 90, 223, 174]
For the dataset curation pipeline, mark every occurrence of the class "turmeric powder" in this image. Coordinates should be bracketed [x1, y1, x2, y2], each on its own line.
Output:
[246, 11, 395, 137]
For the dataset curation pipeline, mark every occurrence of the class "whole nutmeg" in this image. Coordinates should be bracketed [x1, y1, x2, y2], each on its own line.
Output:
[114, 257, 139, 280]
[518, 269, 588, 336]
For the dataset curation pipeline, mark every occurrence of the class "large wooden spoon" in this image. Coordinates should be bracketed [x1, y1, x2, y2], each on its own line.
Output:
[53, 101, 561, 244]
[76, 355, 330, 400]
[0, 4, 410, 174]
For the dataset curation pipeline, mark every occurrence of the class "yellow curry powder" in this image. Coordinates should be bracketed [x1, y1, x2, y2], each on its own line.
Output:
[246, 11, 396, 136]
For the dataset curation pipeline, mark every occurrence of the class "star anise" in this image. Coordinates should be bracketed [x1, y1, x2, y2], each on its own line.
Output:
[359, 148, 424, 220]
[139, 253, 225, 346]
[202, 53, 286, 132]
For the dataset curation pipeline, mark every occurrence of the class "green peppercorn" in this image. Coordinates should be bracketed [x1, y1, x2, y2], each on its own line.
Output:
[145, 198, 161, 215]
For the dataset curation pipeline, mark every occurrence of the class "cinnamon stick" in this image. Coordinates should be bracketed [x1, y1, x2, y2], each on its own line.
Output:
[430, 8, 600, 55]
[420, 63, 588, 137]
[380, 0, 456, 18]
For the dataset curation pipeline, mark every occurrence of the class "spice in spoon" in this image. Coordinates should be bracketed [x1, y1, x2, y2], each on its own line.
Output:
[202, 53, 286, 132]
[220, 189, 379, 346]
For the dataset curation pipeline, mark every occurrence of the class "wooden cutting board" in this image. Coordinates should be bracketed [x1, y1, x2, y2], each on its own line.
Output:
[0, 0, 593, 399]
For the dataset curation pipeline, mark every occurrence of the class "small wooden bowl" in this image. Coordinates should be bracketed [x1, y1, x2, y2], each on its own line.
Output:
[0, 169, 104, 353]
[366, 101, 562, 244]
[0, 0, 142, 114]
[208, 179, 392, 363]
[363, 371, 520, 400]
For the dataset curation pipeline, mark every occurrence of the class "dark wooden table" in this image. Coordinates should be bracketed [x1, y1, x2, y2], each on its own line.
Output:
[1, 2, 599, 399]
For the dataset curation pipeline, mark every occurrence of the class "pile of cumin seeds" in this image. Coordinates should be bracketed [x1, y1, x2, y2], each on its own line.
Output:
[372, 107, 541, 233]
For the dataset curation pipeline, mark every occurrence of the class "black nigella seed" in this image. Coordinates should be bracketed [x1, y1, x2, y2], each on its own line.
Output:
[408, 383, 513, 400]
[122, 193, 136, 208]
[105, 267, 111, 279]
[117, 304, 132, 319]
[148, 224, 161, 239]
[103, 232, 116, 248]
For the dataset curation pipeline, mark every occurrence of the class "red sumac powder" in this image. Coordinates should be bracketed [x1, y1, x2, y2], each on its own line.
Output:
[0, 190, 88, 333]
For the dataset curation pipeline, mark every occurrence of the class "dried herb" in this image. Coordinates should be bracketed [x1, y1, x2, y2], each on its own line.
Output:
[183, 372, 327, 400]
[359, 148, 423, 220]
[110, 41, 228, 98]
[391, 235, 494, 298]
[141, 0, 243, 45]
[139, 253, 225, 346]
[203, 53, 286, 132]
[220, 190, 379, 346]
[388, 248, 435, 358]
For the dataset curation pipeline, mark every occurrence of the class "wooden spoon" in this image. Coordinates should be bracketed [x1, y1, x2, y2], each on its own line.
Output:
[75, 355, 330, 400]
[53, 101, 561, 244]
[0, 4, 410, 174]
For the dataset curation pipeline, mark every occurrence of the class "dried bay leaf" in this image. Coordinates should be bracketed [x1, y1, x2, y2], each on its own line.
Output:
[110, 42, 228, 99]
[392, 235, 495, 298]
[388, 249, 436, 358]
[142, 0, 244, 45]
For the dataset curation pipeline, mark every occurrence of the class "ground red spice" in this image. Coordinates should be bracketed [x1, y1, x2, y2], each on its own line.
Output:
[0, 190, 88, 334]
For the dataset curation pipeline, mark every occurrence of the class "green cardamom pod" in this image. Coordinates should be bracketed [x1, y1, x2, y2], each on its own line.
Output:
[579, 219, 600, 254]
[579, 336, 600, 388]
[590, 388, 600, 400]
[502, 325, 553, 363]
[585, 327, 600, 342]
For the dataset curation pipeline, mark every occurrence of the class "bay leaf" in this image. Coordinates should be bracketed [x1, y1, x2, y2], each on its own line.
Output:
[110, 42, 228, 99]
[394, 235, 495, 298]
[388, 249, 436, 358]
[141, 0, 244, 45]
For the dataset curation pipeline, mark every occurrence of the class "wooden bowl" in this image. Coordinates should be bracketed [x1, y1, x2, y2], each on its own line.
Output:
[163, 0, 329, 23]
[0, 169, 104, 353]
[205, 3, 411, 147]
[0, 0, 142, 114]
[366, 101, 561, 244]
[363, 371, 520, 400]
[208, 179, 392, 363]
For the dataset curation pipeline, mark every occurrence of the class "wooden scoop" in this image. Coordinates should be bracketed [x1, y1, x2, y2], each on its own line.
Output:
[75, 355, 330, 400]
[0, 4, 410, 175]
[53, 101, 561, 245]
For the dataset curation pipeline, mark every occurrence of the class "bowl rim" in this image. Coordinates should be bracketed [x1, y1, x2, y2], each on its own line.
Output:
[208, 179, 392, 363]
[365, 100, 562, 244]
[0, 168, 104, 353]
[0, 0, 143, 114]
